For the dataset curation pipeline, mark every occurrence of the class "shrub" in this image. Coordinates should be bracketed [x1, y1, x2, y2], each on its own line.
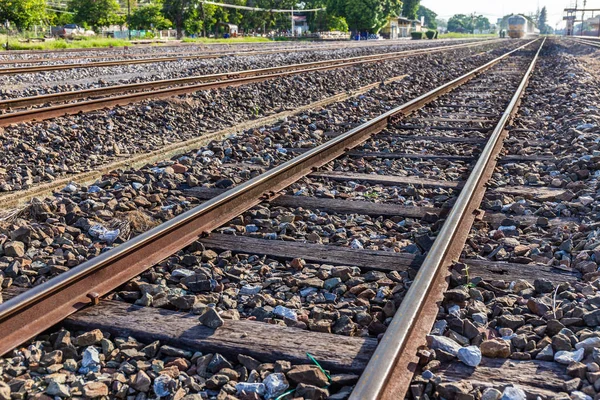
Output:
[411, 31, 425, 40]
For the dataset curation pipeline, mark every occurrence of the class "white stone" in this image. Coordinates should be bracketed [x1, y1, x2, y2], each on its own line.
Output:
[236, 383, 266, 396]
[457, 346, 482, 367]
[500, 386, 526, 400]
[426, 335, 461, 356]
[273, 305, 297, 321]
[554, 348, 585, 364]
[575, 337, 600, 353]
[264, 372, 289, 399]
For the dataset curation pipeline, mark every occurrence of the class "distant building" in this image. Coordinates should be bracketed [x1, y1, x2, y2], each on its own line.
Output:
[586, 16, 600, 34]
[292, 15, 309, 35]
[381, 16, 423, 39]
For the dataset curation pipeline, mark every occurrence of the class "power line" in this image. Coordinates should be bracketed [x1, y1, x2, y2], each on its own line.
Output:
[199, 1, 325, 13]
[46, 7, 74, 14]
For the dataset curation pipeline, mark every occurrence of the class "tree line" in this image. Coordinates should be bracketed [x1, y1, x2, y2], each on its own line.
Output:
[1, 0, 437, 38]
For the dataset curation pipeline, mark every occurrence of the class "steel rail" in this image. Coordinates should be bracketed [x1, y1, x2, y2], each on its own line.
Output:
[0, 40, 507, 126]
[0, 37, 445, 57]
[0, 49, 277, 75]
[0, 39, 481, 66]
[0, 38, 538, 357]
[349, 37, 546, 400]
[571, 37, 600, 48]
[0, 41, 406, 66]
[0, 39, 503, 111]
[0, 38, 499, 76]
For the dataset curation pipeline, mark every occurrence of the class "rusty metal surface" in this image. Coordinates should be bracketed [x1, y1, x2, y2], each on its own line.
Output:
[349, 38, 545, 400]
[0, 39, 504, 112]
[0, 38, 500, 76]
[0, 39, 535, 357]
[0, 39, 498, 67]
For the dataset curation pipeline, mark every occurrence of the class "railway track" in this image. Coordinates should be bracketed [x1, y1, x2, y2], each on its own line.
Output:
[569, 37, 600, 49]
[0, 39, 478, 66]
[0, 38, 497, 76]
[0, 38, 543, 399]
[0, 39, 505, 127]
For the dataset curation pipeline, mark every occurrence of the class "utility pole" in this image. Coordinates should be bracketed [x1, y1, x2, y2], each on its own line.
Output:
[291, 6, 294, 37]
[581, 0, 587, 35]
[201, 3, 206, 37]
[127, 0, 132, 40]
[4, 20, 8, 51]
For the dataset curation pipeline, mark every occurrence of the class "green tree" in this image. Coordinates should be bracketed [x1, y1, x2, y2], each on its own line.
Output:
[538, 6, 548, 34]
[325, 14, 348, 31]
[184, 1, 217, 36]
[417, 5, 437, 29]
[473, 15, 490, 32]
[130, 1, 172, 30]
[48, 10, 74, 26]
[447, 13, 489, 33]
[447, 14, 469, 32]
[162, 0, 193, 38]
[69, 0, 121, 30]
[0, 0, 47, 29]
[401, 0, 419, 20]
[343, 0, 400, 33]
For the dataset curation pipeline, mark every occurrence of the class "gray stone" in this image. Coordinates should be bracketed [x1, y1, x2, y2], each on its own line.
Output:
[426, 335, 461, 356]
[263, 372, 289, 399]
[555, 348, 585, 365]
[500, 386, 526, 400]
[46, 381, 70, 397]
[571, 391, 592, 400]
[457, 346, 482, 367]
[153, 374, 175, 397]
[482, 388, 502, 400]
[131, 370, 151, 392]
[199, 308, 224, 329]
[575, 337, 600, 353]
[79, 346, 100, 373]
[236, 382, 266, 396]
[273, 305, 297, 321]
[536, 344, 554, 361]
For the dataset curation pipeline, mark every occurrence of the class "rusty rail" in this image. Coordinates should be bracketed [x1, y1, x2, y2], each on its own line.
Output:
[0, 38, 499, 75]
[0, 39, 485, 66]
[349, 37, 546, 400]
[0, 38, 538, 357]
[0, 39, 506, 127]
[0, 39, 503, 111]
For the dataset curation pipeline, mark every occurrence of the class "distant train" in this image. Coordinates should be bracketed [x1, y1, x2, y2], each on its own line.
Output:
[507, 15, 539, 38]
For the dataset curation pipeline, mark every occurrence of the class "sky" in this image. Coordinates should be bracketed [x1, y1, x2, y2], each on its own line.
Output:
[420, 0, 600, 29]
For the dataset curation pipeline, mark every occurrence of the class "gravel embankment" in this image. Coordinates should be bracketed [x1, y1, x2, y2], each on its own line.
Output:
[0, 41, 519, 193]
[0, 39, 481, 97]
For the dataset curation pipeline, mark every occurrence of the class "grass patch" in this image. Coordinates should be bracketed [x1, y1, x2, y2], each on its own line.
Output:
[0, 36, 135, 51]
[438, 33, 497, 39]
[181, 36, 272, 44]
